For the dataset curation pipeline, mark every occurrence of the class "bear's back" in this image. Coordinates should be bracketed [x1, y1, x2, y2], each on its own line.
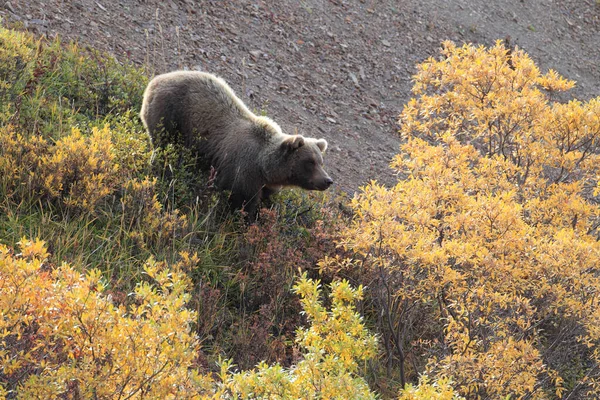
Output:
[141, 71, 255, 149]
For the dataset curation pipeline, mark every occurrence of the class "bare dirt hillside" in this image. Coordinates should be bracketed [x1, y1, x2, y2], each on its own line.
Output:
[4, 0, 599, 192]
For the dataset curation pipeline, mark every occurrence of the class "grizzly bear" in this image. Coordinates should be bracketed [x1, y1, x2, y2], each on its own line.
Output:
[140, 71, 333, 218]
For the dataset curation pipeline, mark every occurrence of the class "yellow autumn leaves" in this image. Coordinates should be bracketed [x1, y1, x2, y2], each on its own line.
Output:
[1, 125, 121, 211]
[334, 41, 600, 398]
[0, 240, 378, 399]
[0, 239, 205, 398]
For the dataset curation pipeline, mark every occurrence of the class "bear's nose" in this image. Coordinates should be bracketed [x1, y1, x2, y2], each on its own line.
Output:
[325, 177, 333, 187]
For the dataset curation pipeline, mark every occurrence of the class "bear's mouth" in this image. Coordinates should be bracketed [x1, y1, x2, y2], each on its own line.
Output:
[309, 177, 334, 191]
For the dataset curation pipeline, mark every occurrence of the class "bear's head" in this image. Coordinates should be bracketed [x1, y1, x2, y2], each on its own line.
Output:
[281, 135, 333, 191]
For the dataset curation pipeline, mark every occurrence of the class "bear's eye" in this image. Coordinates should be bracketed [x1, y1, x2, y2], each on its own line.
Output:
[305, 160, 315, 169]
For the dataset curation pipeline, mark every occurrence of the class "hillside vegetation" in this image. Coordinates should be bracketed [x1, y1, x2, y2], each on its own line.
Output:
[1, 26, 600, 399]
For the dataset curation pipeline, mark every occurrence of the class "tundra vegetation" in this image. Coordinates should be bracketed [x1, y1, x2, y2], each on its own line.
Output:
[0, 24, 599, 399]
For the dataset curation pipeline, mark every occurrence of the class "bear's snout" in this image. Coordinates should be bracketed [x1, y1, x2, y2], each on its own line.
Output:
[314, 175, 333, 191]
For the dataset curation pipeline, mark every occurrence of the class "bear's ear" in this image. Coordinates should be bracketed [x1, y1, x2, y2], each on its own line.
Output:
[282, 135, 305, 152]
[316, 139, 328, 153]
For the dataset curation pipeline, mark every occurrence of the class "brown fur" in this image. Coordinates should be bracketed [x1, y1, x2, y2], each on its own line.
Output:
[140, 71, 332, 217]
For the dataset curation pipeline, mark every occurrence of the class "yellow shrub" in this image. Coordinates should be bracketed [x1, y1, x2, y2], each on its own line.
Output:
[334, 41, 600, 398]
[225, 273, 378, 399]
[42, 125, 119, 211]
[0, 239, 211, 398]
[399, 376, 463, 400]
[0, 27, 34, 101]
[0, 124, 124, 213]
[0, 241, 380, 399]
[0, 125, 48, 201]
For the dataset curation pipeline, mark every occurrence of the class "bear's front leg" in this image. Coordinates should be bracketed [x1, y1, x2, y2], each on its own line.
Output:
[261, 185, 282, 201]
[229, 191, 260, 222]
